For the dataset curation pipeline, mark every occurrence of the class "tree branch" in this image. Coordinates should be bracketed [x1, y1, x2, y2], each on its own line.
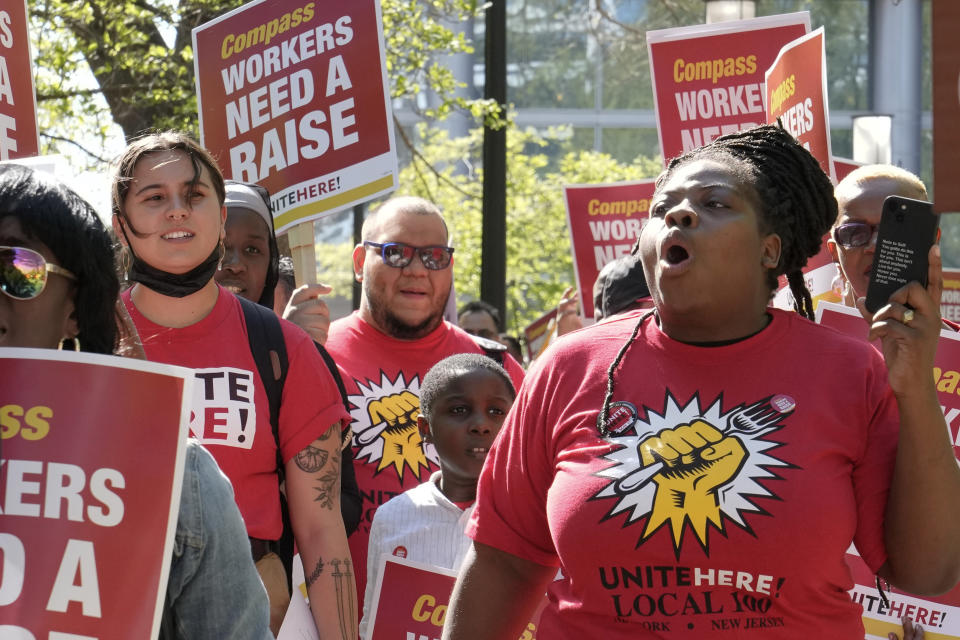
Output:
[130, 0, 175, 23]
[40, 133, 111, 164]
[593, 0, 644, 36]
[393, 115, 481, 200]
[37, 87, 108, 101]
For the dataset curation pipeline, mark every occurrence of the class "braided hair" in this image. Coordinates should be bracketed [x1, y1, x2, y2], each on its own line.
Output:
[597, 125, 836, 437]
[658, 123, 837, 320]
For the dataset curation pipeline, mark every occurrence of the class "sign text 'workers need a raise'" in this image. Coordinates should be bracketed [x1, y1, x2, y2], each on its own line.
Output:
[193, 0, 397, 233]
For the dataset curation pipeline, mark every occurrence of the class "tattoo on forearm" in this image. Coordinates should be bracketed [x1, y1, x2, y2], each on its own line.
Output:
[306, 557, 325, 587]
[305, 556, 357, 640]
[331, 558, 356, 639]
[313, 456, 340, 510]
[296, 445, 329, 473]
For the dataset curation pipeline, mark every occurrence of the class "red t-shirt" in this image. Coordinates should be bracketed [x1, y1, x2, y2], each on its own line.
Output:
[469, 309, 898, 639]
[325, 312, 525, 606]
[123, 287, 348, 540]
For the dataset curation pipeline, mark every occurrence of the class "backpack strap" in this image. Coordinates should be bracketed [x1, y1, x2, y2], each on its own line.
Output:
[237, 296, 288, 477]
[315, 342, 350, 413]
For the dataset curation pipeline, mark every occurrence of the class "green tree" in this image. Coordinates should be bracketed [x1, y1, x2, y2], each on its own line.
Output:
[29, 0, 495, 163]
[31, 0, 219, 160]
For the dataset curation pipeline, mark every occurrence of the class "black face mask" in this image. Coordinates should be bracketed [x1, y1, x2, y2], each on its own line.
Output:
[127, 243, 221, 298]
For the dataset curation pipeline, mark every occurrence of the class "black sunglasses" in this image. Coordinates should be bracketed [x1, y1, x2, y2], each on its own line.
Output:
[833, 221, 879, 249]
[1, 246, 77, 300]
[364, 241, 454, 270]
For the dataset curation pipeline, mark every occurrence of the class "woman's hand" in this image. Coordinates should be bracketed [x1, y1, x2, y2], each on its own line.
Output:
[863, 244, 960, 594]
[857, 245, 942, 399]
[889, 615, 924, 640]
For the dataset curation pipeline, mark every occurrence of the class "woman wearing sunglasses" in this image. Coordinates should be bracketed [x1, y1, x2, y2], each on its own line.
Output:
[111, 132, 356, 638]
[828, 165, 930, 309]
[0, 163, 272, 638]
[442, 126, 960, 640]
[0, 180, 106, 351]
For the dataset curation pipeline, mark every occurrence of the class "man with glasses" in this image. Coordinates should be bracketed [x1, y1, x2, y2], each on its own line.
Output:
[828, 165, 929, 308]
[325, 196, 524, 610]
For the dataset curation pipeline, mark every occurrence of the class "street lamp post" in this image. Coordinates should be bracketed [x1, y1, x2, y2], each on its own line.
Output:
[704, 1, 756, 23]
[481, 0, 507, 329]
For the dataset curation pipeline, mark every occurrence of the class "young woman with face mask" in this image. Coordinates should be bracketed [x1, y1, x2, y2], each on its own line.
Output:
[111, 132, 356, 638]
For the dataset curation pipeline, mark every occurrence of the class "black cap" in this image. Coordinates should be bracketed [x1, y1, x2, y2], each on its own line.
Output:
[593, 255, 650, 319]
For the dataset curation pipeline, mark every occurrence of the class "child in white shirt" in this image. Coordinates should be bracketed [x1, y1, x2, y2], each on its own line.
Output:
[359, 354, 516, 638]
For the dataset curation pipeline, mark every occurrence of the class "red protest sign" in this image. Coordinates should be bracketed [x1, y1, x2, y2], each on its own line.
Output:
[845, 550, 960, 639]
[647, 12, 809, 164]
[833, 157, 863, 183]
[933, 0, 960, 214]
[367, 556, 545, 640]
[817, 301, 960, 457]
[943, 269, 960, 325]
[814, 302, 869, 341]
[367, 557, 457, 639]
[765, 27, 834, 181]
[193, 0, 397, 234]
[816, 302, 960, 638]
[563, 180, 655, 319]
[0, 0, 40, 160]
[524, 308, 558, 364]
[0, 350, 193, 639]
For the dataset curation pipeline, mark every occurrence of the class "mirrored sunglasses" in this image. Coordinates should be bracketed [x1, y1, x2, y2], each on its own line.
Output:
[364, 241, 454, 270]
[1, 246, 77, 300]
[833, 221, 879, 249]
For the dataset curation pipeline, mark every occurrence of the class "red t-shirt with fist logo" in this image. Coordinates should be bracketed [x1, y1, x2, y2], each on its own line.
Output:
[124, 286, 348, 540]
[469, 309, 898, 639]
[326, 311, 524, 607]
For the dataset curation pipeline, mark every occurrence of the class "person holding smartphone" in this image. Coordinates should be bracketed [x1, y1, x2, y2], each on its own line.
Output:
[828, 164, 952, 640]
[828, 165, 930, 308]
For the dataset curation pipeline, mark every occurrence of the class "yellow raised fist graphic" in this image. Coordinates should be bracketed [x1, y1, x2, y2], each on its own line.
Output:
[367, 390, 428, 479]
[639, 420, 746, 544]
[367, 390, 420, 430]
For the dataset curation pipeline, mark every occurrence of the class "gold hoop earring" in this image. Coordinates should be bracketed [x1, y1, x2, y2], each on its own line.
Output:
[58, 337, 81, 352]
[217, 240, 225, 271]
[119, 246, 132, 278]
[831, 273, 845, 298]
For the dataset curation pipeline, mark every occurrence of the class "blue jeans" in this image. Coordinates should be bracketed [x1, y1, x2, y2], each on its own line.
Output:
[162, 440, 272, 640]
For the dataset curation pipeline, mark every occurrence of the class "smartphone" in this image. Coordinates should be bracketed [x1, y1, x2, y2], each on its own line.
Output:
[864, 195, 939, 313]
